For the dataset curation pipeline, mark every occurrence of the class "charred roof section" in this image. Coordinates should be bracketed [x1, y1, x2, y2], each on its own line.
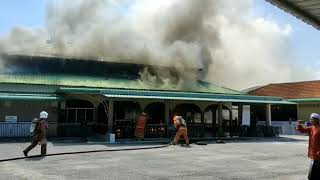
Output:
[1, 54, 146, 79]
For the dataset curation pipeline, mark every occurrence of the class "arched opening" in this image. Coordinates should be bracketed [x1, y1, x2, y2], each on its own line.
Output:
[144, 102, 165, 124]
[97, 103, 108, 124]
[173, 103, 202, 124]
[173, 103, 203, 138]
[58, 99, 94, 137]
[204, 105, 232, 137]
[94, 101, 109, 134]
[204, 105, 218, 137]
[114, 101, 141, 139]
[144, 102, 166, 138]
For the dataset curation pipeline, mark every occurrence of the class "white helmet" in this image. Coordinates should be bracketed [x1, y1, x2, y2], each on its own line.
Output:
[39, 111, 48, 119]
[310, 113, 320, 120]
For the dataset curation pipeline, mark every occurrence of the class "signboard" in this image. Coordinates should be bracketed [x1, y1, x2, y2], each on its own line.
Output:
[5, 116, 17, 123]
[242, 105, 250, 126]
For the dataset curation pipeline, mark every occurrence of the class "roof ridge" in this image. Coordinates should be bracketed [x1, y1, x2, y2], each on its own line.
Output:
[269, 79, 320, 85]
[198, 80, 243, 94]
[0, 74, 242, 94]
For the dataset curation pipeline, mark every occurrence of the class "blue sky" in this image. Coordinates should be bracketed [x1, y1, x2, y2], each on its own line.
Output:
[253, 0, 320, 68]
[0, 0, 319, 72]
[0, 0, 46, 35]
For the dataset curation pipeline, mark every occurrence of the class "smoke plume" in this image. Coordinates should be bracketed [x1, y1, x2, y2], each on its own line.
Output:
[0, 0, 313, 90]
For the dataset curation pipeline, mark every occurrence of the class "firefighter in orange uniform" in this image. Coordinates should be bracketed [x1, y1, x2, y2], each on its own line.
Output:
[135, 113, 147, 140]
[172, 115, 189, 146]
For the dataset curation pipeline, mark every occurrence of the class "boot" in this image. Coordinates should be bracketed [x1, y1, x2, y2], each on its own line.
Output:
[23, 151, 28, 157]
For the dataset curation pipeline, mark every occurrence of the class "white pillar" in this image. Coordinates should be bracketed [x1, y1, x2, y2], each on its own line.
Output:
[108, 100, 114, 133]
[266, 104, 272, 126]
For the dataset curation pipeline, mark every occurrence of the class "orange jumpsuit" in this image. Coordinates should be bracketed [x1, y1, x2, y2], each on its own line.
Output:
[135, 115, 146, 139]
[296, 125, 320, 160]
[173, 116, 189, 145]
[297, 124, 320, 179]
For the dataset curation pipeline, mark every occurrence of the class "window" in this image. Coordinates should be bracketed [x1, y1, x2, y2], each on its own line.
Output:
[61, 100, 94, 124]
[194, 113, 202, 123]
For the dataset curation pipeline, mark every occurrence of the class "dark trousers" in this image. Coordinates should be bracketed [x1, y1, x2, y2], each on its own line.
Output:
[309, 160, 320, 180]
[23, 141, 47, 155]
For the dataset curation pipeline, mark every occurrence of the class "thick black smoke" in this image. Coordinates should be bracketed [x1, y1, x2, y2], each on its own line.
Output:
[0, 0, 313, 89]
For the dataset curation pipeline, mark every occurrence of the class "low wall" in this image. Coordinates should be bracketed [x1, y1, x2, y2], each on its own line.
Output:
[258, 121, 299, 135]
[0, 122, 58, 137]
[0, 122, 30, 137]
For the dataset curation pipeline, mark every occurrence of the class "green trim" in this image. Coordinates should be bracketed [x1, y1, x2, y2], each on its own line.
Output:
[59, 87, 295, 104]
[287, 98, 320, 103]
[0, 93, 61, 101]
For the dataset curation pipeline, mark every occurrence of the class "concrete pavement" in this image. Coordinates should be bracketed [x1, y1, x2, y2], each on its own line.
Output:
[0, 136, 311, 180]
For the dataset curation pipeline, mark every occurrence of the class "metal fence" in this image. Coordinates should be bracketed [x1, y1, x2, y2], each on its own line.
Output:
[187, 124, 206, 138]
[0, 122, 30, 137]
[0, 122, 280, 138]
[145, 124, 167, 138]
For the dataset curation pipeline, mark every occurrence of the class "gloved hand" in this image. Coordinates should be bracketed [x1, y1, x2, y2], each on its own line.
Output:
[297, 120, 304, 125]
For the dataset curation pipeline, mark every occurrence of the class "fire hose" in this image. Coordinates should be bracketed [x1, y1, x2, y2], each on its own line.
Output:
[0, 143, 171, 163]
[0, 140, 212, 163]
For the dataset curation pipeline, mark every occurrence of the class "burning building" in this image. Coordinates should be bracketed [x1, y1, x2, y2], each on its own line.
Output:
[0, 0, 301, 139]
[0, 51, 293, 139]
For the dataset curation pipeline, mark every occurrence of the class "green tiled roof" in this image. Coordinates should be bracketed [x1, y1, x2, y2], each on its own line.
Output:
[0, 74, 242, 94]
[59, 87, 295, 104]
[0, 93, 60, 101]
[287, 98, 320, 103]
[0, 74, 295, 104]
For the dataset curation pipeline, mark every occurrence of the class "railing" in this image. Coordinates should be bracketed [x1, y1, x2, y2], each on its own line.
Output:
[114, 124, 168, 139]
[225, 125, 241, 137]
[58, 123, 82, 137]
[238, 125, 280, 137]
[114, 124, 134, 139]
[57, 123, 96, 137]
[113, 119, 134, 139]
[187, 124, 205, 138]
[114, 124, 208, 139]
[39, 119, 278, 139]
[91, 123, 108, 135]
[145, 124, 167, 138]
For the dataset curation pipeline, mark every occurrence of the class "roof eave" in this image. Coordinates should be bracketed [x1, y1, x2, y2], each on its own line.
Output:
[266, 0, 320, 30]
[58, 87, 293, 104]
[0, 93, 61, 101]
[287, 98, 320, 103]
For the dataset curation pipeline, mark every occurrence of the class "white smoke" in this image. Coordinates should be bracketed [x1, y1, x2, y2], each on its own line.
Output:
[0, 0, 314, 90]
[207, 2, 310, 89]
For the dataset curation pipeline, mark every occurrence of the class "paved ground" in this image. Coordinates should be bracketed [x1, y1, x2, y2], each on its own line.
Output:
[0, 136, 311, 180]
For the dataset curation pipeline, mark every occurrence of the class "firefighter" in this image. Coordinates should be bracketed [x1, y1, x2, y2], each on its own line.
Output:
[172, 115, 189, 146]
[134, 113, 147, 140]
[23, 111, 49, 157]
[296, 113, 320, 180]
